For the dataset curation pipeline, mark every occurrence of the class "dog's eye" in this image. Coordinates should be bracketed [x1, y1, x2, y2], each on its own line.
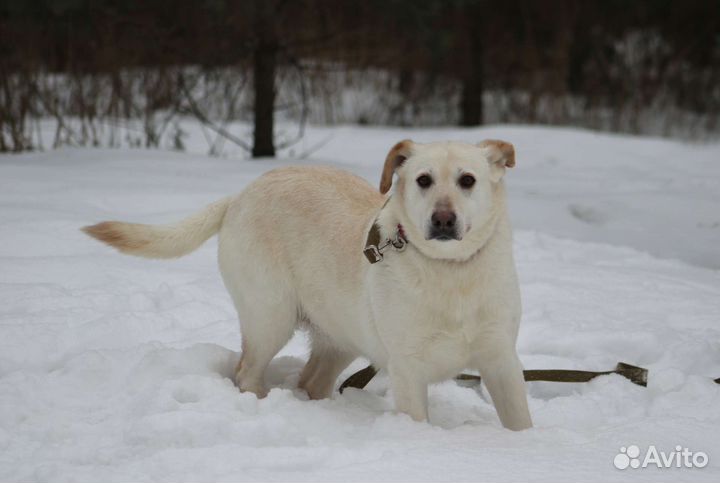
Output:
[416, 174, 433, 188]
[458, 174, 476, 189]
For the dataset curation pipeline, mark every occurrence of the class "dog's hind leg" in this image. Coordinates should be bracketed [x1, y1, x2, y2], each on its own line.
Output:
[231, 290, 298, 398]
[298, 330, 355, 400]
[219, 230, 300, 398]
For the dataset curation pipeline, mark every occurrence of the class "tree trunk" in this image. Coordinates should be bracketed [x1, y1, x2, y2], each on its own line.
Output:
[459, 13, 484, 127]
[251, 1, 276, 158]
[252, 43, 276, 157]
[460, 67, 483, 126]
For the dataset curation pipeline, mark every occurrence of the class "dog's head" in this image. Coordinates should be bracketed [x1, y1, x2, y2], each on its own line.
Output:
[379, 139, 515, 260]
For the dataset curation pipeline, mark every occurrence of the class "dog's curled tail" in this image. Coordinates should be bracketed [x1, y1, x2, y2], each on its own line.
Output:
[82, 197, 232, 259]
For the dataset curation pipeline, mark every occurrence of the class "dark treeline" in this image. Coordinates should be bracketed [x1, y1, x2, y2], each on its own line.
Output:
[1, 0, 718, 155]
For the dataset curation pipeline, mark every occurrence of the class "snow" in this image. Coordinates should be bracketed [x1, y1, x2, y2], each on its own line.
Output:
[1, 125, 719, 482]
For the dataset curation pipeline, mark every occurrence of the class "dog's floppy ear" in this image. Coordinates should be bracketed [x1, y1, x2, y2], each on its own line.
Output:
[379, 140, 413, 194]
[479, 139, 515, 182]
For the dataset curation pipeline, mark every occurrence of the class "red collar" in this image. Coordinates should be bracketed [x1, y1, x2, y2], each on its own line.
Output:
[397, 223, 407, 241]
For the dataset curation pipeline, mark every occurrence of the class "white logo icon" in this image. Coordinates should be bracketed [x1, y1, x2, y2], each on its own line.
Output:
[614, 445, 708, 470]
[614, 445, 642, 469]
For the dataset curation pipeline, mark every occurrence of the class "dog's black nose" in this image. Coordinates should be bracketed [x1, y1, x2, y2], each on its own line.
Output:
[429, 210, 459, 241]
[431, 210, 456, 229]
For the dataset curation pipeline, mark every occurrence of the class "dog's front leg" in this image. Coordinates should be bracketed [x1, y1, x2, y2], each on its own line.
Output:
[388, 359, 429, 422]
[477, 346, 533, 431]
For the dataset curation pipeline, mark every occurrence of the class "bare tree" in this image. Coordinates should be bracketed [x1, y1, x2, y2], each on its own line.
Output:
[251, 0, 279, 157]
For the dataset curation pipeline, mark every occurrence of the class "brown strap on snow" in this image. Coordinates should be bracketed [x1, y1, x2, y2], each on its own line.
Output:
[338, 362, 650, 394]
[455, 362, 648, 387]
[339, 365, 379, 393]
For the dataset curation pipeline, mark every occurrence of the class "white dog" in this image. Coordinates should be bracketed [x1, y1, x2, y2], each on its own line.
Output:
[83, 139, 533, 430]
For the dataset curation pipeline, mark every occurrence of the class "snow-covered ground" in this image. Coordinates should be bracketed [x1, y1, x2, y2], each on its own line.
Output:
[1, 125, 719, 482]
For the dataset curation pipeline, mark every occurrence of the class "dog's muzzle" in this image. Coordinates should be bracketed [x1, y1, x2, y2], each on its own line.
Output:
[428, 210, 460, 241]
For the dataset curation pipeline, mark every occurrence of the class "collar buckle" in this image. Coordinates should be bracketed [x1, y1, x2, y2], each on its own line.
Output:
[364, 231, 407, 264]
[390, 234, 407, 252]
[363, 245, 384, 263]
